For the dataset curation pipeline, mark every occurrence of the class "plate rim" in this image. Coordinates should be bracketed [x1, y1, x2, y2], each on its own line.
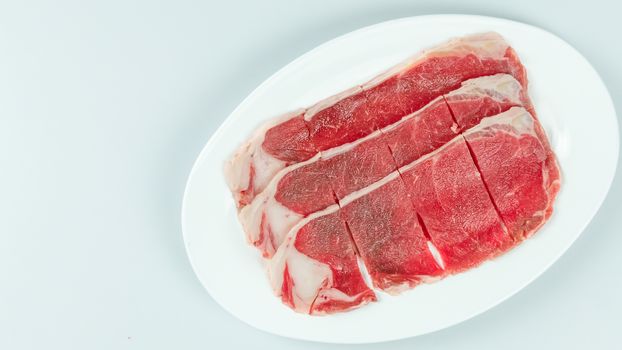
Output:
[181, 14, 619, 344]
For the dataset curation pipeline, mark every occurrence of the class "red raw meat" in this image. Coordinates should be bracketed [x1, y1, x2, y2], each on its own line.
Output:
[340, 173, 443, 293]
[262, 115, 317, 163]
[400, 137, 513, 272]
[381, 98, 457, 167]
[275, 132, 396, 214]
[461, 107, 560, 240]
[226, 33, 528, 208]
[267, 107, 560, 314]
[269, 209, 376, 315]
[239, 74, 524, 258]
[305, 42, 525, 157]
[238, 95, 452, 258]
[226, 33, 562, 315]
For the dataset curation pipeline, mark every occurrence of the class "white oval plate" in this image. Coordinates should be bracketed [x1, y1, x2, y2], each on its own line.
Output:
[182, 15, 618, 343]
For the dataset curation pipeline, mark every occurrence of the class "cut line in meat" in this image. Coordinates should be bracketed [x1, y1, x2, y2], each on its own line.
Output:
[225, 32, 529, 209]
[462, 135, 512, 240]
[460, 107, 560, 241]
[415, 213, 432, 241]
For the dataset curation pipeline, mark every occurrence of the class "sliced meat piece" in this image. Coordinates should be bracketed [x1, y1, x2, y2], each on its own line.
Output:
[400, 136, 513, 272]
[305, 32, 527, 155]
[461, 107, 561, 240]
[239, 75, 526, 258]
[268, 209, 376, 314]
[340, 172, 443, 293]
[226, 32, 528, 208]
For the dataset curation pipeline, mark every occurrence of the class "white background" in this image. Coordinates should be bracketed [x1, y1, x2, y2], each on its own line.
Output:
[0, 1, 620, 349]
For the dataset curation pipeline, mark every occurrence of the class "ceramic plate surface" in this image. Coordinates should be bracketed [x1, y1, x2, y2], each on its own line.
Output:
[182, 15, 618, 343]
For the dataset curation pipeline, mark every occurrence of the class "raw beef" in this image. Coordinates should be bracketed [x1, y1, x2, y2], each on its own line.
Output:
[268, 208, 376, 315]
[267, 107, 560, 314]
[460, 107, 561, 240]
[340, 172, 444, 293]
[226, 32, 528, 208]
[239, 74, 525, 258]
[225, 33, 562, 315]
[268, 121, 538, 311]
[399, 136, 513, 272]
